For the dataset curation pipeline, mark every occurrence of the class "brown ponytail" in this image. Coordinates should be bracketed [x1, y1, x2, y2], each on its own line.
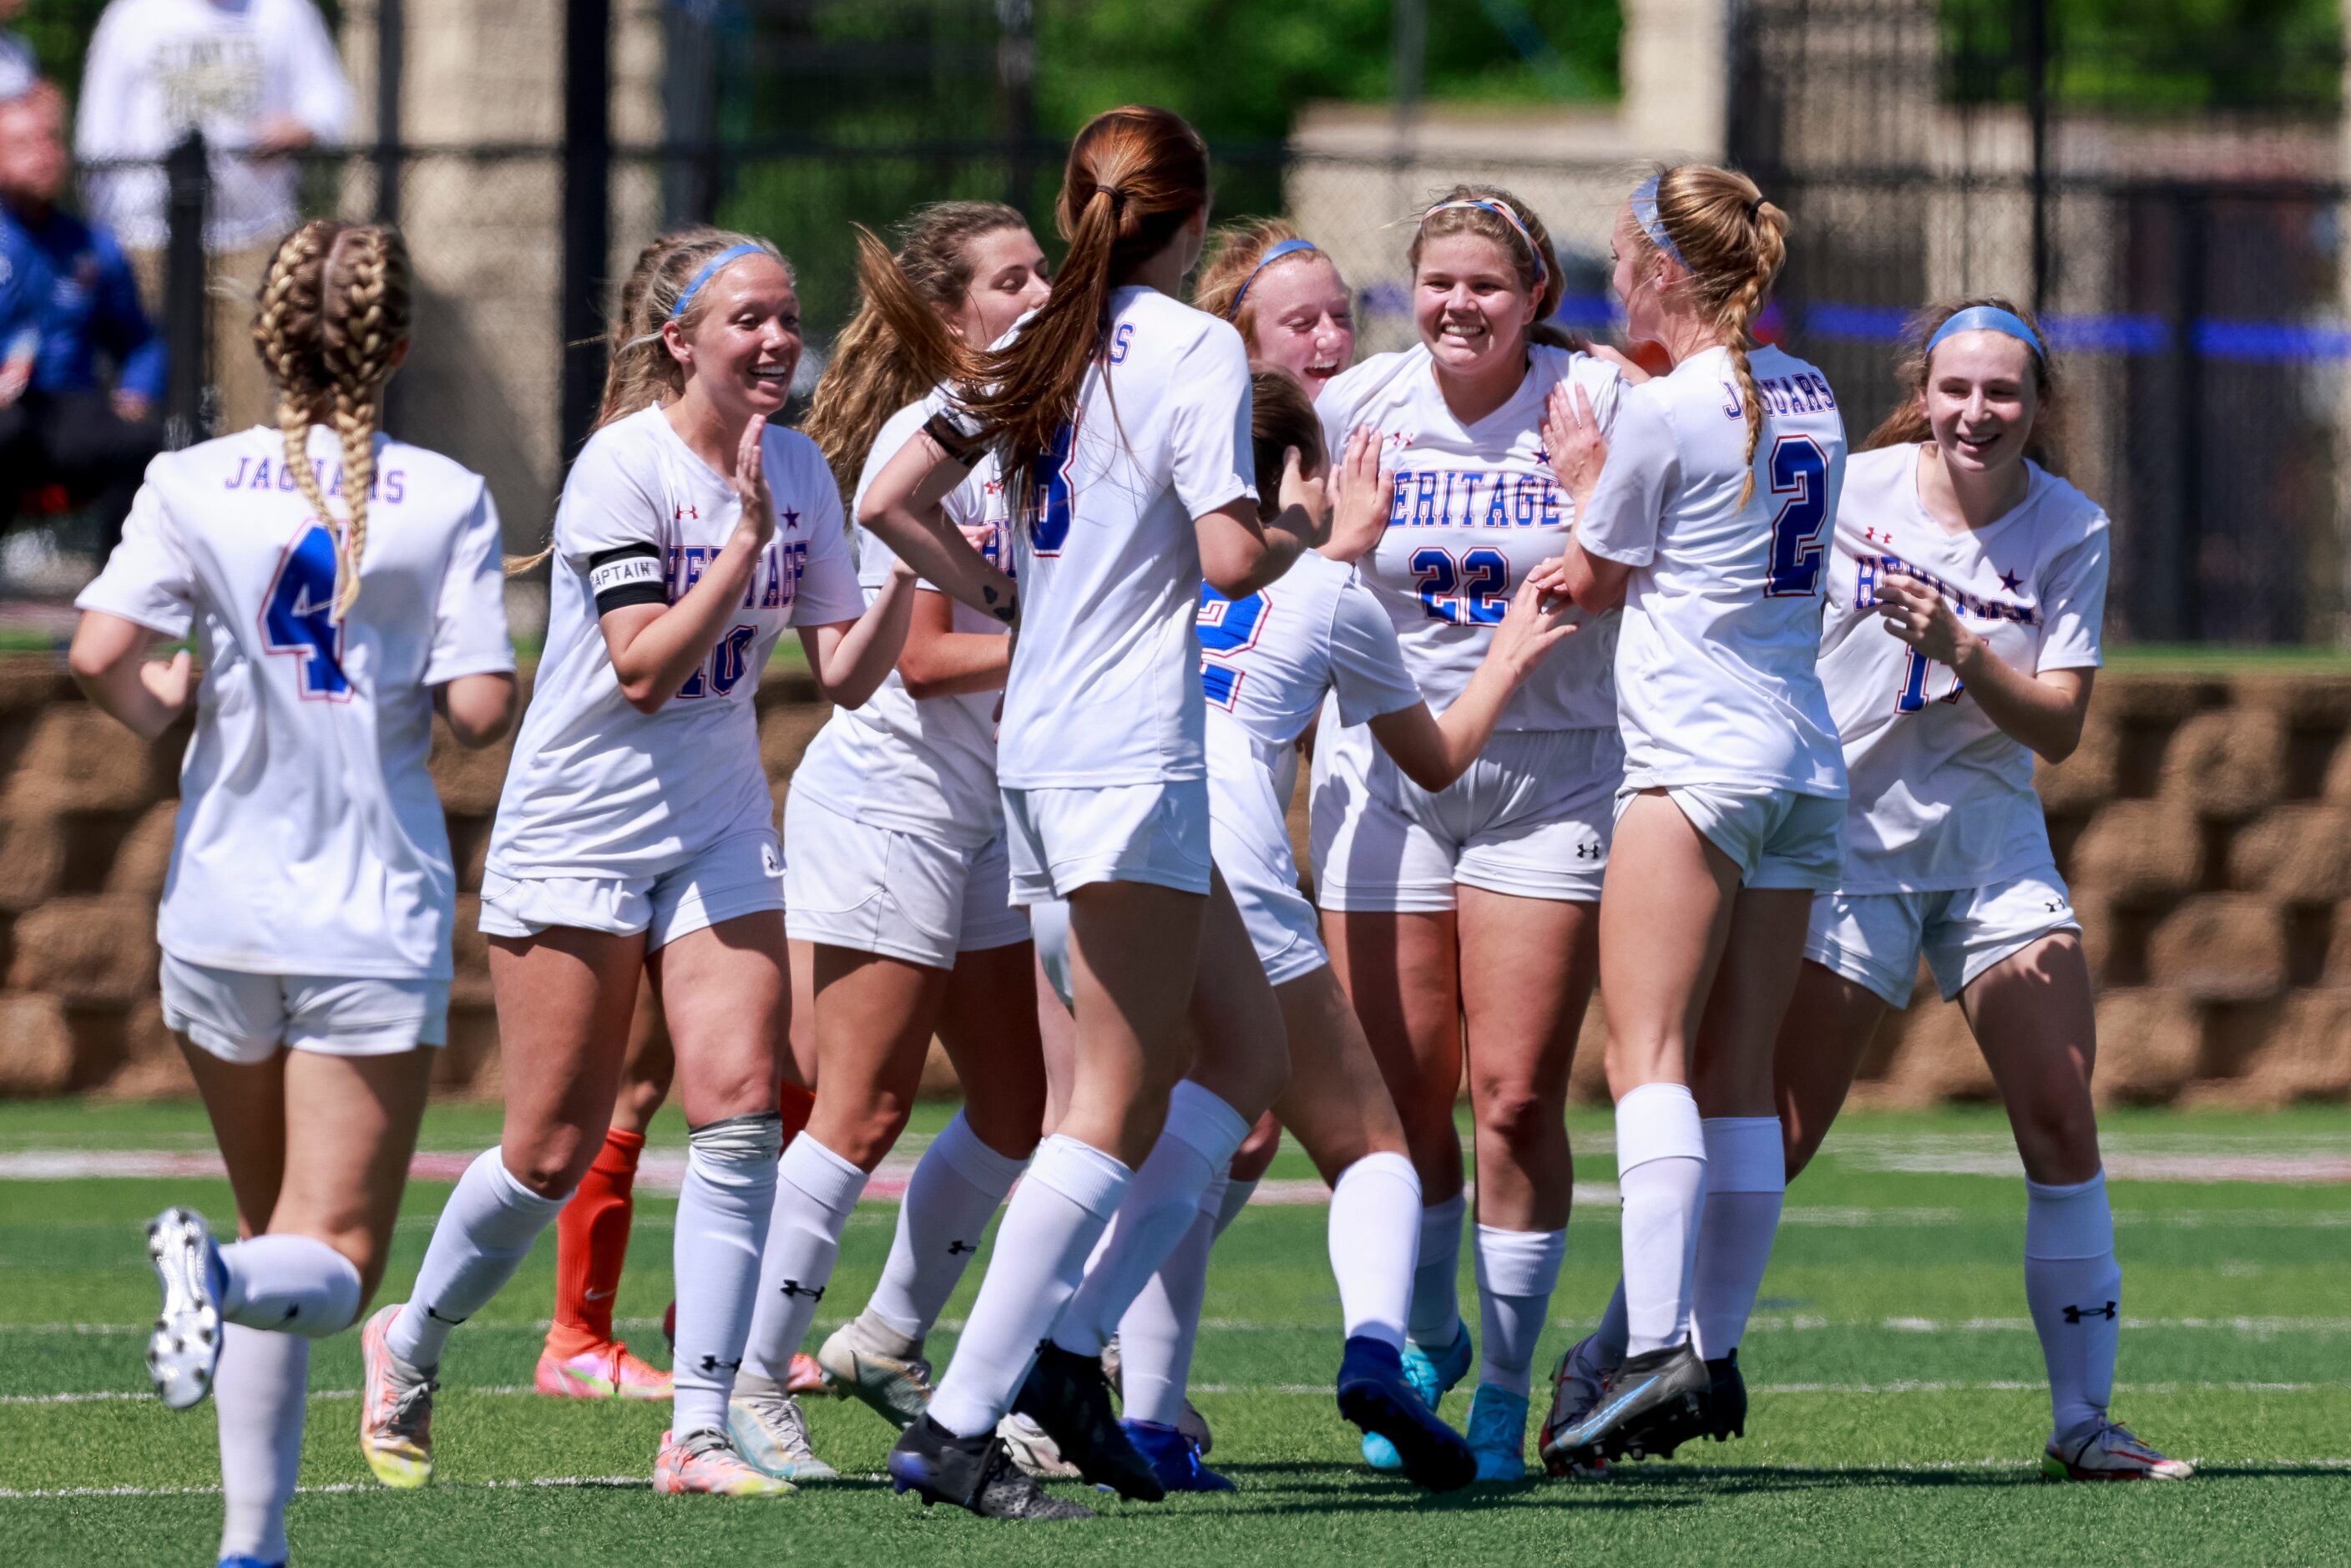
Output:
[1639, 165, 1790, 503]
[319, 226, 412, 619]
[1863, 296, 2064, 468]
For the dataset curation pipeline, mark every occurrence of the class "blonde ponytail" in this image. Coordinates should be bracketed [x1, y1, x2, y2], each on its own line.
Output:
[252, 220, 341, 558]
[319, 226, 412, 619]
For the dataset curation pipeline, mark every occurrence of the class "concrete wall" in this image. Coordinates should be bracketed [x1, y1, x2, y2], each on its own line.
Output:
[0, 660, 2343, 1107]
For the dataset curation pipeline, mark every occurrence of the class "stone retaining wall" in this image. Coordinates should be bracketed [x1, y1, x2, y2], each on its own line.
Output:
[0, 660, 2342, 1108]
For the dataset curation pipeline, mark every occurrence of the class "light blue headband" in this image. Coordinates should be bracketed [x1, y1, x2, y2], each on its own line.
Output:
[1927, 304, 2047, 363]
[1228, 238, 1320, 319]
[1629, 175, 1687, 271]
[1421, 199, 1548, 289]
[670, 244, 768, 321]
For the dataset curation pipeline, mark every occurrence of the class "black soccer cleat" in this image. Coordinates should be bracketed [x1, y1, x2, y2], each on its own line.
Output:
[888, 1414, 1096, 1520]
[1545, 1342, 1711, 1469]
[1704, 1349, 1746, 1441]
[1014, 1343, 1166, 1501]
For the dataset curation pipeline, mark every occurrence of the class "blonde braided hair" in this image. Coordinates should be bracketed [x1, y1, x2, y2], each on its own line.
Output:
[318, 225, 412, 619]
[251, 220, 341, 559]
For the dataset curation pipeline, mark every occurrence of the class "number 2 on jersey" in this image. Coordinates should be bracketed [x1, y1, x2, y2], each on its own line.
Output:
[261, 522, 350, 700]
[1408, 546, 1509, 625]
[1197, 584, 1269, 708]
[1765, 435, 1829, 597]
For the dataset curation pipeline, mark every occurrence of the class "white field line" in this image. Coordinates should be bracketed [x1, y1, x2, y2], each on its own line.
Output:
[0, 1474, 648, 1500]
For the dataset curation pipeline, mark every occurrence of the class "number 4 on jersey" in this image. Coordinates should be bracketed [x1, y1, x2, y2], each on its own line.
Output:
[261, 522, 351, 700]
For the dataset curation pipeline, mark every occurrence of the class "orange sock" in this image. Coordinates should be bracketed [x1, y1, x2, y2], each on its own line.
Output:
[779, 1081, 815, 1151]
[544, 1125, 645, 1361]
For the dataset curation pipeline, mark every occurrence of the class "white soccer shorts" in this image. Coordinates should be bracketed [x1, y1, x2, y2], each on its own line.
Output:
[1804, 867, 2082, 1007]
[160, 954, 449, 1063]
[478, 827, 786, 953]
[1001, 779, 1212, 905]
[1208, 756, 1327, 988]
[782, 791, 1028, 969]
[1631, 782, 1846, 892]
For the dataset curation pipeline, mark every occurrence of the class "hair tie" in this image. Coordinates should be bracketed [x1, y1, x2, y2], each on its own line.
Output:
[1927, 304, 2047, 364]
[1227, 238, 1319, 320]
[1629, 175, 1689, 270]
[1418, 198, 1547, 291]
[1746, 195, 1766, 219]
[670, 243, 766, 321]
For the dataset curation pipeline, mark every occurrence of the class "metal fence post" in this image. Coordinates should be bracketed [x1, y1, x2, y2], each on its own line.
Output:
[561, 0, 613, 466]
[161, 133, 209, 453]
[374, 0, 402, 228]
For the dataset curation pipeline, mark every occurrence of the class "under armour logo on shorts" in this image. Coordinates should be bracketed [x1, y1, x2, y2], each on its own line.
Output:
[2062, 1301, 2116, 1323]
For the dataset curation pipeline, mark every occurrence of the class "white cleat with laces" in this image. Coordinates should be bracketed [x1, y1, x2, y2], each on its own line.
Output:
[2043, 1419, 2195, 1481]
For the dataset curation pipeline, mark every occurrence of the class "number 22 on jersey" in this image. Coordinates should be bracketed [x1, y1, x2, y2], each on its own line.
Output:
[1409, 546, 1509, 625]
[262, 521, 351, 699]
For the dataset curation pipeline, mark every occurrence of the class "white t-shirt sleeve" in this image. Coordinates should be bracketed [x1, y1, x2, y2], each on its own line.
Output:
[425, 482, 518, 685]
[1165, 323, 1257, 519]
[1577, 385, 1679, 567]
[787, 470, 867, 628]
[74, 479, 195, 640]
[280, 0, 353, 141]
[1326, 574, 1426, 726]
[2035, 508, 2109, 673]
[554, 433, 664, 573]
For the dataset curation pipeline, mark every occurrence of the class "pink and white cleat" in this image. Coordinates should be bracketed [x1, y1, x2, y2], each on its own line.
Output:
[359, 1304, 438, 1490]
[654, 1427, 796, 1495]
[534, 1341, 673, 1401]
[2043, 1419, 2196, 1481]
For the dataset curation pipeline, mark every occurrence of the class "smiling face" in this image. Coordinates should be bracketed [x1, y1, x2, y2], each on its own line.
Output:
[1413, 233, 1540, 380]
[1922, 329, 2039, 477]
[666, 253, 801, 421]
[1244, 254, 1354, 402]
[947, 225, 1051, 346]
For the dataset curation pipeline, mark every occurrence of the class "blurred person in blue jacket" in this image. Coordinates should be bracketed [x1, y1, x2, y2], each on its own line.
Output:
[0, 89, 164, 553]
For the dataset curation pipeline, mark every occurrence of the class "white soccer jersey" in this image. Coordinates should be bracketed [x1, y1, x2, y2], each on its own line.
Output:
[75, 424, 514, 979]
[488, 405, 863, 881]
[1315, 343, 1622, 732]
[786, 399, 1011, 850]
[1820, 443, 2108, 892]
[1579, 343, 1848, 797]
[997, 286, 1256, 789]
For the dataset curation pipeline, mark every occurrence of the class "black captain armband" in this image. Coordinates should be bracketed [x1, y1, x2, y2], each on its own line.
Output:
[589, 544, 667, 615]
[923, 410, 988, 468]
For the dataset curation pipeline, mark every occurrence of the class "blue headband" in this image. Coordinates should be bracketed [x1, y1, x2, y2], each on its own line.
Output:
[1926, 304, 2047, 363]
[1629, 175, 1688, 271]
[670, 244, 768, 321]
[1227, 239, 1320, 320]
[1420, 199, 1548, 290]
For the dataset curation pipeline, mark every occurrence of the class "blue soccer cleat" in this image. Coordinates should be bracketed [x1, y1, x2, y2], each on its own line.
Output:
[1464, 1383, 1530, 1481]
[1336, 1335, 1474, 1491]
[219, 1559, 285, 1568]
[1360, 1325, 1471, 1471]
[1120, 1418, 1234, 1493]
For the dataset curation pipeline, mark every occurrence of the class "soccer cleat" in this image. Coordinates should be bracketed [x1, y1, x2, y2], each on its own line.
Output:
[1362, 1324, 1472, 1471]
[1705, 1350, 1746, 1441]
[728, 1386, 840, 1482]
[144, 1207, 224, 1411]
[1464, 1384, 1530, 1481]
[218, 1558, 285, 1568]
[1102, 1333, 1216, 1455]
[1539, 1333, 1611, 1477]
[889, 1414, 1096, 1520]
[816, 1311, 935, 1430]
[2043, 1419, 2196, 1481]
[1121, 1418, 1234, 1493]
[1545, 1341, 1711, 1469]
[534, 1340, 673, 1401]
[358, 1304, 438, 1489]
[1334, 1335, 1474, 1493]
[998, 1411, 1084, 1479]
[1013, 1342, 1165, 1501]
[655, 1426, 796, 1495]
[787, 1353, 827, 1394]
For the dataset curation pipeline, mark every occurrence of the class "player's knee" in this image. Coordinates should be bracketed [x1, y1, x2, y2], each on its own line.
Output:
[1471, 1077, 1559, 1156]
[963, 1079, 1047, 1160]
[827, 1095, 917, 1171]
[2012, 1093, 2100, 1178]
[506, 1139, 591, 1201]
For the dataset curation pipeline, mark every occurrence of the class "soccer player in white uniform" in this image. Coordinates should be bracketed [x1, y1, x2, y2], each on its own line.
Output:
[1307, 186, 1626, 1479]
[1534, 166, 1848, 1473]
[1767, 300, 2187, 1481]
[862, 106, 1308, 1520]
[83, 221, 516, 1568]
[720, 204, 1055, 1480]
[360, 230, 1011, 1499]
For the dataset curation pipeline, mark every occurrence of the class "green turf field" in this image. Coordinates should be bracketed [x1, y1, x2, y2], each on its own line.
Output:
[3, 1100, 2347, 1566]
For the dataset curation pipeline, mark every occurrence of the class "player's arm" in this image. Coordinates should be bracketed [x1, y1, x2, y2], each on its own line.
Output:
[1366, 577, 1578, 792]
[1536, 380, 1634, 611]
[899, 587, 1009, 700]
[437, 673, 518, 748]
[68, 611, 193, 741]
[857, 423, 1019, 625]
[1876, 572, 2096, 761]
[798, 554, 922, 711]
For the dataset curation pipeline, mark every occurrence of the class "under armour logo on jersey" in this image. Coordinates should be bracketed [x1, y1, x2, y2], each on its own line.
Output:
[1382, 428, 1414, 451]
[1575, 842, 1602, 860]
[697, 1353, 743, 1373]
[1861, 527, 1887, 544]
[778, 1279, 826, 1302]
[2062, 1302, 2117, 1323]
[675, 503, 699, 521]
[948, 1240, 977, 1256]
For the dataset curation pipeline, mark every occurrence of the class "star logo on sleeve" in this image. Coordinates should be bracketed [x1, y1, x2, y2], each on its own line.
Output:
[781, 508, 801, 531]
[1998, 569, 2025, 593]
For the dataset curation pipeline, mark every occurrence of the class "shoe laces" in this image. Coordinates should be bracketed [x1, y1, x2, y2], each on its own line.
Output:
[675, 1426, 743, 1464]
[742, 1388, 813, 1449]
[1468, 1391, 1525, 1450]
[2093, 1419, 2164, 1462]
[380, 1368, 437, 1440]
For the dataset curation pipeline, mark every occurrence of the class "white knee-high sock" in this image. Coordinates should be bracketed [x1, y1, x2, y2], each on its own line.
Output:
[217, 1234, 362, 1338]
[743, 1134, 867, 1383]
[1615, 1083, 1706, 1358]
[1474, 1225, 1567, 1399]
[670, 1113, 783, 1435]
[215, 1324, 306, 1565]
[927, 1135, 1131, 1439]
[2024, 1171, 2121, 1444]
[1328, 1151, 1420, 1350]
[1407, 1191, 1466, 1348]
[1115, 1171, 1225, 1428]
[868, 1112, 1026, 1341]
[1053, 1082, 1251, 1358]
[1691, 1117, 1787, 1360]
[388, 1148, 570, 1368]
[1213, 1176, 1258, 1237]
